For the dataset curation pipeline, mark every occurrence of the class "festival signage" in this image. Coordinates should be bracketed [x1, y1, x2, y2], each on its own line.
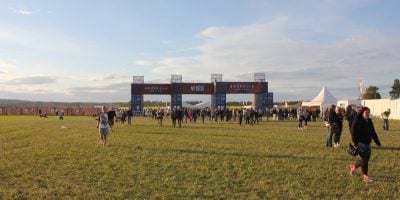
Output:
[131, 84, 171, 95]
[131, 78, 271, 110]
[180, 83, 214, 94]
[216, 82, 268, 94]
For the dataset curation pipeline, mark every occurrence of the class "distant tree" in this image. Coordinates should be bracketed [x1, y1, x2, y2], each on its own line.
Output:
[363, 86, 381, 99]
[389, 79, 400, 99]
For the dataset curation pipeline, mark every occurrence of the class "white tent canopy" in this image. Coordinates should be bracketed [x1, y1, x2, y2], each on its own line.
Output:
[182, 102, 196, 108]
[194, 101, 211, 108]
[302, 86, 338, 108]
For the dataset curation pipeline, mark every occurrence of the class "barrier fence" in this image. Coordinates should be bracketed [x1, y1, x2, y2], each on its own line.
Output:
[0, 106, 102, 116]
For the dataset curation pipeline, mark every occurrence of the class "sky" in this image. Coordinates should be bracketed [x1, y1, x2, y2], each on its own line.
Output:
[0, 0, 399, 102]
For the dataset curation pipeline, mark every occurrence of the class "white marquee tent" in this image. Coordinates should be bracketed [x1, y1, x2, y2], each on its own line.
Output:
[302, 86, 338, 109]
[182, 102, 196, 108]
[194, 101, 211, 108]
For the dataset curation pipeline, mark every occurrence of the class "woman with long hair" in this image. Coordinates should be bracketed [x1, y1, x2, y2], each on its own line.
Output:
[350, 107, 381, 183]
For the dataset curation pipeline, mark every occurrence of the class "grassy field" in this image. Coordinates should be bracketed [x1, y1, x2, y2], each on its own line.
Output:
[1, 116, 399, 199]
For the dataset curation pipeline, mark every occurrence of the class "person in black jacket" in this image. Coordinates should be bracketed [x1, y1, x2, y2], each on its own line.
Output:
[177, 108, 184, 128]
[326, 105, 339, 147]
[350, 107, 381, 183]
[171, 108, 177, 128]
[345, 105, 357, 132]
[333, 107, 344, 147]
[238, 109, 243, 126]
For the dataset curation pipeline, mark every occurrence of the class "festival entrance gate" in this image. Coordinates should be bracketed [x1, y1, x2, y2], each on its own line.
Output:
[131, 73, 273, 114]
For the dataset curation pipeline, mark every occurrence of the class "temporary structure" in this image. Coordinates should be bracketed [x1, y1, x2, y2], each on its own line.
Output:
[362, 99, 399, 119]
[182, 102, 196, 108]
[194, 101, 211, 108]
[390, 99, 400, 119]
[337, 99, 362, 108]
[302, 86, 338, 109]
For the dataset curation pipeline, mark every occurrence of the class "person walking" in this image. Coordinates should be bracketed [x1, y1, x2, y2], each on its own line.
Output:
[156, 109, 164, 126]
[345, 105, 357, 132]
[127, 109, 133, 125]
[177, 108, 184, 128]
[96, 106, 110, 147]
[297, 108, 303, 130]
[334, 107, 344, 147]
[171, 108, 177, 127]
[303, 109, 309, 130]
[200, 109, 206, 124]
[107, 107, 116, 132]
[244, 109, 250, 125]
[238, 109, 243, 126]
[381, 109, 390, 131]
[326, 105, 338, 148]
[350, 107, 381, 183]
[249, 108, 255, 125]
[121, 110, 126, 124]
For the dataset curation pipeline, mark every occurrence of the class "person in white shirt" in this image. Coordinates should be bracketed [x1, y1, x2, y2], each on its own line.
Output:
[97, 106, 110, 147]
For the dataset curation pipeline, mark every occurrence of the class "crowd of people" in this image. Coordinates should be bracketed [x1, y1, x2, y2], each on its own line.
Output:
[143, 106, 328, 128]
[321, 104, 385, 183]
[95, 104, 390, 183]
[95, 106, 134, 147]
[145, 107, 268, 127]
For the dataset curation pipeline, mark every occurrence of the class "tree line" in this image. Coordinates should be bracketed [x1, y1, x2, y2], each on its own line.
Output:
[364, 78, 400, 99]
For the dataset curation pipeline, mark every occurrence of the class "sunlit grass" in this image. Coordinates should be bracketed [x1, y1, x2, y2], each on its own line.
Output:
[1, 116, 399, 199]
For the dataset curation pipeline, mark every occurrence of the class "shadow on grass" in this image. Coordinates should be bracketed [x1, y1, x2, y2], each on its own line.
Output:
[372, 146, 400, 151]
[383, 129, 400, 132]
[139, 131, 181, 135]
[132, 124, 162, 128]
[376, 174, 398, 183]
[137, 131, 240, 138]
[149, 147, 349, 161]
[132, 123, 236, 130]
[185, 125, 240, 130]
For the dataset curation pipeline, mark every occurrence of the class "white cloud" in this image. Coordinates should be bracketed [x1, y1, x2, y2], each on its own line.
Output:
[90, 74, 116, 81]
[133, 60, 155, 66]
[162, 40, 173, 45]
[16, 9, 34, 15]
[1, 1, 399, 102]
[8, 76, 58, 85]
[9, 7, 40, 16]
[0, 25, 97, 57]
[0, 58, 17, 82]
[3, 16, 398, 102]
[67, 82, 131, 102]
[145, 18, 400, 100]
[0, 58, 16, 69]
[0, 85, 72, 101]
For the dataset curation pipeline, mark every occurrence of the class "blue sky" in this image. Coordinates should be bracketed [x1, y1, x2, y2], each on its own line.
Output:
[0, 0, 399, 102]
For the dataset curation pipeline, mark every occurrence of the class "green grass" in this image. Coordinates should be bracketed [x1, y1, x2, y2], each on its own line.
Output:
[1, 116, 399, 199]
